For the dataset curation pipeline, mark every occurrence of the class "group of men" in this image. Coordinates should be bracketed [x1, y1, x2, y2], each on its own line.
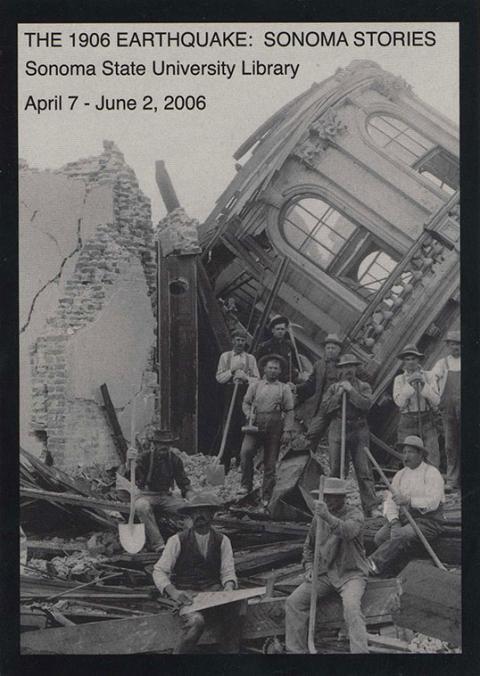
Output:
[125, 316, 460, 653]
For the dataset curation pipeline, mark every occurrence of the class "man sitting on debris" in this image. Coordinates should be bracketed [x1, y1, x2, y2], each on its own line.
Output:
[152, 493, 239, 654]
[285, 478, 370, 654]
[294, 333, 342, 450]
[368, 435, 445, 576]
[256, 315, 297, 383]
[431, 330, 461, 491]
[215, 328, 259, 473]
[319, 354, 380, 517]
[393, 344, 441, 468]
[238, 355, 294, 510]
[127, 429, 194, 553]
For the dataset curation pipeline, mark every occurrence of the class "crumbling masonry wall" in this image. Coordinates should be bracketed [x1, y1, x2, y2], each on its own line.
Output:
[20, 142, 157, 469]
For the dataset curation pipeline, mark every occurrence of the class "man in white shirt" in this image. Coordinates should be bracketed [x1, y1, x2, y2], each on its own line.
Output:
[368, 436, 445, 575]
[431, 330, 461, 490]
[393, 344, 441, 467]
[152, 493, 239, 653]
[215, 329, 259, 473]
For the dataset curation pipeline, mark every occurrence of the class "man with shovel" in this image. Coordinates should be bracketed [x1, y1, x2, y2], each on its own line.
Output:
[127, 429, 194, 553]
[215, 328, 259, 474]
[393, 344, 441, 468]
[152, 493, 239, 654]
[285, 478, 369, 653]
[319, 354, 380, 517]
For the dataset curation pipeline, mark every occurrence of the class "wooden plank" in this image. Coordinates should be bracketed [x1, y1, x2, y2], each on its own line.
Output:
[27, 540, 88, 556]
[20, 487, 129, 514]
[393, 561, 461, 646]
[197, 260, 232, 352]
[180, 587, 266, 615]
[100, 383, 128, 463]
[21, 578, 397, 654]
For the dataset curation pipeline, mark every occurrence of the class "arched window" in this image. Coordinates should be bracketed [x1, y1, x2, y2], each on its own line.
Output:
[356, 250, 397, 292]
[367, 115, 435, 165]
[281, 197, 356, 270]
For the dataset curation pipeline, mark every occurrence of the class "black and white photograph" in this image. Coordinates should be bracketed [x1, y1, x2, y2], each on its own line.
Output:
[16, 21, 464, 657]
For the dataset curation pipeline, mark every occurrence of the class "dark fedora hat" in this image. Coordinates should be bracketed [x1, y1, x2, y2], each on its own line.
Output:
[258, 353, 288, 374]
[178, 492, 223, 513]
[337, 353, 362, 368]
[268, 314, 290, 330]
[152, 428, 179, 443]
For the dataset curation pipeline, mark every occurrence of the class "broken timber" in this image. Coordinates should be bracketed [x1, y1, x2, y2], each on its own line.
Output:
[100, 383, 128, 463]
[21, 577, 397, 654]
[20, 487, 129, 516]
[393, 561, 461, 647]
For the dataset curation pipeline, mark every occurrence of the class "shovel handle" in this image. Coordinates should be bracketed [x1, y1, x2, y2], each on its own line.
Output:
[340, 390, 347, 479]
[308, 474, 325, 653]
[129, 457, 136, 526]
[216, 382, 240, 463]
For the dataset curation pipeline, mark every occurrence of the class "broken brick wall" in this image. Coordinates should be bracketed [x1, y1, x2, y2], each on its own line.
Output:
[20, 141, 157, 469]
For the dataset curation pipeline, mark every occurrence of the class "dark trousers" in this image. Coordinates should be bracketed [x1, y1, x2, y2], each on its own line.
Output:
[371, 510, 444, 574]
[175, 588, 242, 654]
[307, 411, 328, 451]
[398, 412, 439, 468]
[328, 419, 378, 514]
[240, 412, 282, 502]
[442, 398, 460, 488]
[220, 383, 248, 474]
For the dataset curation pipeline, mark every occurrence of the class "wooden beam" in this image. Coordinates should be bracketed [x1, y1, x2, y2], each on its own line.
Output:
[21, 578, 397, 654]
[20, 487, 129, 515]
[155, 160, 180, 213]
[393, 561, 461, 647]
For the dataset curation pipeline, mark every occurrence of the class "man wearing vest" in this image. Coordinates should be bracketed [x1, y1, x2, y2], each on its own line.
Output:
[368, 436, 445, 576]
[393, 344, 441, 468]
[319, 354, 380, 517]
[152, 493, 239, 654]
[127, 429, 194, 553]
[238, 355, 294, 509]
[215, 329, 259, 473]
[295, 333, 343, 449]
[256, 315, 297, 383]
[285, 478, 370, 653]
[431, 331, 461, 490]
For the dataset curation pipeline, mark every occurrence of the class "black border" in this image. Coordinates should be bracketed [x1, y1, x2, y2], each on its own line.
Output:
[1, 2, 479, 675]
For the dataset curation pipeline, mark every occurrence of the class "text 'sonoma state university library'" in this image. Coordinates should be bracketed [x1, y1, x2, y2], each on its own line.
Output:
[20, 60, 461, 655]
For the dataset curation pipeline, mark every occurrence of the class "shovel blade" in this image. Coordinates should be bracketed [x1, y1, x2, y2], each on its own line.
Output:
[118, 523, 146, 554]
[206, 461, 225, 486]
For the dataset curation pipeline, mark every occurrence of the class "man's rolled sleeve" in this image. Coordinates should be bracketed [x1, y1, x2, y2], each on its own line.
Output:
[152, 535, 181, 593]
[220, 535, 238, 588]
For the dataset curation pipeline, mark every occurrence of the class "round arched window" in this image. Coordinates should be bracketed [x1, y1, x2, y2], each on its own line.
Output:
[356, 250, 397, 292]
[367, 115, 434, 165]
[282, 197, 356, 270]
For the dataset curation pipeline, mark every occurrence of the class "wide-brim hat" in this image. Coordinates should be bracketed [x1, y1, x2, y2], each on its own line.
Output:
[152, 429, 180, 443]
[311, 477, 348, 495]
[397, 344, 424, 359]
[397, 435, 428, 455]
[178, 492, 223, 513]
[323, 333, 343, 347]
[337, 353, 362, 368]
[258, 353, 288, 374]
[268, 314, 290, 330]
[445, 330, 460, 343]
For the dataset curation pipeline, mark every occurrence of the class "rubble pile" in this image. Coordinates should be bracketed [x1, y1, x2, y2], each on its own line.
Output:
[408, 632, 461, 654]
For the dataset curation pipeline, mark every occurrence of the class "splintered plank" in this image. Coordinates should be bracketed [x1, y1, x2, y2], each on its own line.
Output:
[21, 578, 398, 654]
[393, 561, 461, 647]
[20, 487, 129, 514]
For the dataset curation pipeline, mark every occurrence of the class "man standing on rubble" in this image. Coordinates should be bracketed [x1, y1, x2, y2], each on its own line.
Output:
[319, 354, 380, 517]
[285, 477, 369, 653]
[367, 436, 445, 576]
[294, 333, 343, 449]
[127, 429, 194, 553]
[393, 344, 441, 468]
[215, 328, 259, 473]
[152, 493, 240, 654]
[431, 330, 461, 490]
[256, 315, 297, 383]
[238, 355, 294, 509]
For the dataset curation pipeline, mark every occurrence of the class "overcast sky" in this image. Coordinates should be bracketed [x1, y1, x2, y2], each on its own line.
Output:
[18, 22, 458, 224]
